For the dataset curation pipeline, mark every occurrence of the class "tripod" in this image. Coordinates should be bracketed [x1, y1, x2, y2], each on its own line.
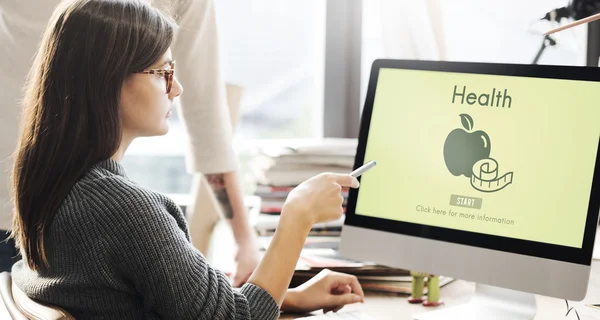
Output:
[531, 34, 557, 64]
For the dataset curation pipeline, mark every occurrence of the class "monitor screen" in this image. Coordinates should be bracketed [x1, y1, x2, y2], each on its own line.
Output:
[352, 65, 600, 251]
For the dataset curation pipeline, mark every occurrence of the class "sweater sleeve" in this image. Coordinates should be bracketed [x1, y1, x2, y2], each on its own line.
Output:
[87, 178, 279, 319]
[168, 0, 238, 175]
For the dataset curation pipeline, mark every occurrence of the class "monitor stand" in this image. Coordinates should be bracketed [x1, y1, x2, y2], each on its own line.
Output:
[413, 283, 537, 320]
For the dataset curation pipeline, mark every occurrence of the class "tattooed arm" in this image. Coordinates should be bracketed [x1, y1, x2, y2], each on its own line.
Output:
[205, 171, 260, 287]
[204, 172, 235, 219]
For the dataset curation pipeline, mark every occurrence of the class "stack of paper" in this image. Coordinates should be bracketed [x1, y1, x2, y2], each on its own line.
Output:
[252, 214, 345, 237]
[258, 238, 454, 294]
[250, 138, 357, 187]
[248, 138, 357, 216]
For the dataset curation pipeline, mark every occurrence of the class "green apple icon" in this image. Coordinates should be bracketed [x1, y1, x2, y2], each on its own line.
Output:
[443, 114, 491, 177]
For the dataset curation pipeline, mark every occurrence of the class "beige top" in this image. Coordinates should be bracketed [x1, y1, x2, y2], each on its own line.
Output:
[0, 0, 236, 230]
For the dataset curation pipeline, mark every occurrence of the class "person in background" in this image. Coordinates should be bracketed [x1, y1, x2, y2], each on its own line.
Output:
[0, 0, 261, 285]
[9, 0, 365, 318]
[162, 0, 261, 287]
[0, 0, 59, 272]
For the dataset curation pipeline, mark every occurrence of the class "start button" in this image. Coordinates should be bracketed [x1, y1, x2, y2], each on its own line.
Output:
[449, 194, 482, 209]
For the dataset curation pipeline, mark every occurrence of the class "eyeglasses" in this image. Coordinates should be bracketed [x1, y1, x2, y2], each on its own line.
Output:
[138, 60, 175, 94]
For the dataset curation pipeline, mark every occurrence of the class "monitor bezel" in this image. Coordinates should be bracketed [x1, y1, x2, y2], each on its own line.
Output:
[344, 59, 600, 266]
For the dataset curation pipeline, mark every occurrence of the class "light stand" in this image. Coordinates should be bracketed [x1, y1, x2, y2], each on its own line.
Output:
[586, 18, 600, 65]
[533, 0, 600, 65]
[531, 35, 557, 64]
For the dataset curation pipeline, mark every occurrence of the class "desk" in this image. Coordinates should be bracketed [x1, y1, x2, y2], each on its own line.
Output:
[280, 260, 600, 319]
[208, 222, 600, 319]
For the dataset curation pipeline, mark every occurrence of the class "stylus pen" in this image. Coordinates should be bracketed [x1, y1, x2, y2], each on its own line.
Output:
[350, 160, 376, 178]
[545, 12, 600, 35]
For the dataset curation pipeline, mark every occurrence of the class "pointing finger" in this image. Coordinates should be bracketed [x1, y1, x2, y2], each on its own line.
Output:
[329, 173, 359, 188]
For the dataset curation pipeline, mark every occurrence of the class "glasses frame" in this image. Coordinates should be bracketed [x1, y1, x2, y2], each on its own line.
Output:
[138, 60, 176, 94]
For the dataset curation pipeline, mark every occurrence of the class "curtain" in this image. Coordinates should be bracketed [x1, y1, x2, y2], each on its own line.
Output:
[375, 0, 446, 60]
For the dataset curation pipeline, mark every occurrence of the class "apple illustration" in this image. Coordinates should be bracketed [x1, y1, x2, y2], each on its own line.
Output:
[443, 114, 491, 177]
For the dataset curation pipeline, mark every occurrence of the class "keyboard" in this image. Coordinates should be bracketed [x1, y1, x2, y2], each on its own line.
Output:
[296, 311, 375, 319]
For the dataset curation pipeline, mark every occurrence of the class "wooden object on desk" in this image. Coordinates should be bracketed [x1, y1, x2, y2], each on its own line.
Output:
[280, 260, 600, 319]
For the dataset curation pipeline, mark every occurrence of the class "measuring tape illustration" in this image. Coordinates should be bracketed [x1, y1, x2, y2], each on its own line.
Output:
[470, 158, 514, 192]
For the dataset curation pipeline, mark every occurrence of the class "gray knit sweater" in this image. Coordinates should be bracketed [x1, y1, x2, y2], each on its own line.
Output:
[11, 159, 280, 319]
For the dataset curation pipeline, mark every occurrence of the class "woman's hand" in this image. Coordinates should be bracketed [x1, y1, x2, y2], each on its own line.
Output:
[282, 269, 365, 314]
[282, 173, 359, 228]
[246, 173, 359, 308]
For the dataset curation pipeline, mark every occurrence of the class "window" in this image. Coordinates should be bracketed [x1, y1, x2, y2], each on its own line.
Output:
[360, 0, 588, 107]
[218, 0, 326, 140]
[122, 1, 326, 195]
[437, 0, 586, 65]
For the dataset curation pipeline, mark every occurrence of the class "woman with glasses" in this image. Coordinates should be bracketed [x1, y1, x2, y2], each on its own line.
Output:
[0, 0, 263, 288]
[9, 0, 364, 319]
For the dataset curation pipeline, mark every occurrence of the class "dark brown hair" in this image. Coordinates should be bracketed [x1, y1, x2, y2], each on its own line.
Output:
[11, 0, 176, 271]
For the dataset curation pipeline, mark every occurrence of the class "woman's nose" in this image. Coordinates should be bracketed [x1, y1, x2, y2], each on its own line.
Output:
[169, 76, 183, 99]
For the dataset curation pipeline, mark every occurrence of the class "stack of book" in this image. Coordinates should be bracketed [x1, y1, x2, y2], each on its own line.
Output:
[292, 266, 454, 295]
[250, 138, 357, 190]
[254, 185, 350, 215]
[258, 236, 454, 295]
[248, 138, 357, 236]
[252, 214, 345, 237]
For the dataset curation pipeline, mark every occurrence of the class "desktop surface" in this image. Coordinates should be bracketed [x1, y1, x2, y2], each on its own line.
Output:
[207, 204, 600, 320]
[280, 256, 600, 319]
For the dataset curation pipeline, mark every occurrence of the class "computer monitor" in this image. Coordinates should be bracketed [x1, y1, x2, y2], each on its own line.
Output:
[339, 59, 600, 320]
